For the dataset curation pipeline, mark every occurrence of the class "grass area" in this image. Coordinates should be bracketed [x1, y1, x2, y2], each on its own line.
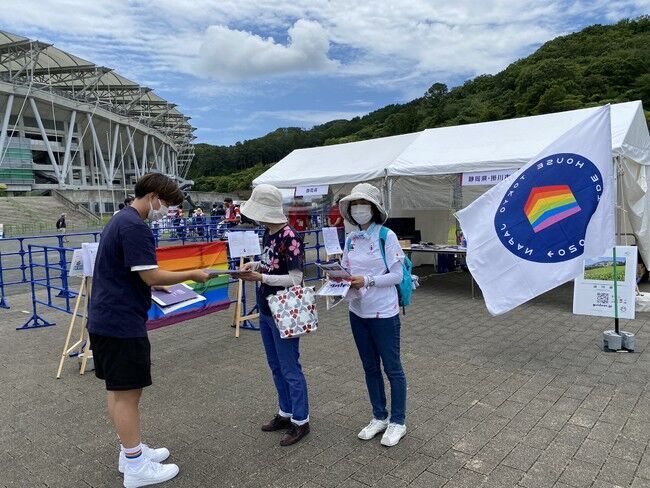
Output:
[584, 265, 626, 281]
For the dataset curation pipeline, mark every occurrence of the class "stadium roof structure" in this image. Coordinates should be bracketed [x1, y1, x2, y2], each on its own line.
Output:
[0, 30, 195, 178]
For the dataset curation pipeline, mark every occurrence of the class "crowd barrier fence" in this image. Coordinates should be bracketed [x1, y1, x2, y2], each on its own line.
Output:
[0, 232, 101, 309]
[13, 229, 326, 332]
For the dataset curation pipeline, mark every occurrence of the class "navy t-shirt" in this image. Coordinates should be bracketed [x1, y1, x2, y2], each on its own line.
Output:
[258, 225, 304, 316]
[87, 206, 157, 338]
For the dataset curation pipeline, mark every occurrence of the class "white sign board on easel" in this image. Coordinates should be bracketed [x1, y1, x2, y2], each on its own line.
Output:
[81, 242, 99, 277]
[573, 245, 637, 320]
[69, 249, 85, 277]
[227, 231, 261, 258]
[322, 227, 343, 256]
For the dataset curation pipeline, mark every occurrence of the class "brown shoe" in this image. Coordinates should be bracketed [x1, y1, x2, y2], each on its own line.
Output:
[280, 422, 310, 446]
[261, 414, 292, 432]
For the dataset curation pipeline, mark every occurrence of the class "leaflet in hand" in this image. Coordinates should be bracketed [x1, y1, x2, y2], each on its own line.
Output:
[316, 261, 350, 279]
[202, 268, 251, 277]
[317, 280, 351, 297]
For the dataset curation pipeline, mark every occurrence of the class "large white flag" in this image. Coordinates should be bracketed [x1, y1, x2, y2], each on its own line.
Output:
[456, 105, 615, 315]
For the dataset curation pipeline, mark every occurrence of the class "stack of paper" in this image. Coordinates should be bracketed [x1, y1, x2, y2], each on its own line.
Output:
[151, 284, 206, 314]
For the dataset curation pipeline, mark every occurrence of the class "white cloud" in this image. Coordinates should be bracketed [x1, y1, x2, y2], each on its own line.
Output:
[196, 20, 336, 80]
[1, 0, 648, 98]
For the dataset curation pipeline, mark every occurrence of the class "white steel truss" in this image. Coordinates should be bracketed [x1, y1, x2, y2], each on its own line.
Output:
[0, 30, 196, 195]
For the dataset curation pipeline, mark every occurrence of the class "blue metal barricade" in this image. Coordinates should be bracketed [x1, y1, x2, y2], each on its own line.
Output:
[19, 244, 76, 330]
[0, 231, 100, 308]
[12, 228, 326, 332]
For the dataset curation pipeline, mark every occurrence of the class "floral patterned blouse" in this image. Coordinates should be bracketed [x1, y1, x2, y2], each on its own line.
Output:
[258, 225, 304, 316]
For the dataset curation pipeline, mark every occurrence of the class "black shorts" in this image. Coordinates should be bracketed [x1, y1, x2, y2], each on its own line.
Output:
[89, 333, 152, 391]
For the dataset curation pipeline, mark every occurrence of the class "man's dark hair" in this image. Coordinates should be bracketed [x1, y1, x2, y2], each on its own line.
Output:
[347, 202, 384, 226]
[118, 203, 125, 210]
[224, 197, 233, 204]
[134, 173, 183, 205]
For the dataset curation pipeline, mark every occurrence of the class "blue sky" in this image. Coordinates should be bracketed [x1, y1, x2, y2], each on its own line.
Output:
[2, 0, 649, 146]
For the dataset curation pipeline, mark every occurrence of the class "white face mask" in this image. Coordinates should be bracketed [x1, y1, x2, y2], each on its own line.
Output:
[350, 204, 373, 225]
[148, 198, 168, 221]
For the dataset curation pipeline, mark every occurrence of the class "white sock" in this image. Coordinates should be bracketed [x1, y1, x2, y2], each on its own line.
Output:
[124, 443, 145, 471]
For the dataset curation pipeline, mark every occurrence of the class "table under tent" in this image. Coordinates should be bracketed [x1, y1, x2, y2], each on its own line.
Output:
[254, 101, 650, 269]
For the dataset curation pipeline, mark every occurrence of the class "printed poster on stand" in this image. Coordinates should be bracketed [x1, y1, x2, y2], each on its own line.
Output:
[573, 245, 637, 320]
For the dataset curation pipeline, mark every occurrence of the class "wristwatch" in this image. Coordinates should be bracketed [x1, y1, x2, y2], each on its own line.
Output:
[368, 276, 376, 287]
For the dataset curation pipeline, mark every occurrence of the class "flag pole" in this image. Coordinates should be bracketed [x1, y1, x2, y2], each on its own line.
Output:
[612, 246, 619, 335]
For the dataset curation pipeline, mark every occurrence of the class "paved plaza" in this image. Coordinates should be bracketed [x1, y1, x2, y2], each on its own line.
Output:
[2, 273, 650, 488]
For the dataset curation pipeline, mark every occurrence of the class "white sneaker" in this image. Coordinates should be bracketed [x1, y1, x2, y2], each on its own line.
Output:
[358, 418, 389, 440]
[119, 445, 171, 473]
[123, 460, 179, 488]
[380, 423, 406, 447]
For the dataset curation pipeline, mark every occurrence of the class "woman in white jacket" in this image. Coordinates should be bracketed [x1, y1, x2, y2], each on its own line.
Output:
[340, 183, 408, 447]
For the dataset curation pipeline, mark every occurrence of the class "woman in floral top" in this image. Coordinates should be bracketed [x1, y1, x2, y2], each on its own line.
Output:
[237, 185, 310, 446]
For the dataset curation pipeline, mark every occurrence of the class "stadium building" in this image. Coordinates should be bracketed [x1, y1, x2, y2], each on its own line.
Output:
[0, 30, 195, 213]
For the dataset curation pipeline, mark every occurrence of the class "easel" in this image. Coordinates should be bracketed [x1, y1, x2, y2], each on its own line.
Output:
[56, 277, 93, 378]
[233, 256, 260, 338]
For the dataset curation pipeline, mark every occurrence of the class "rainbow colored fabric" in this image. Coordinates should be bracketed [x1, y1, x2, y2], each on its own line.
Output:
[146, 241, 230, 330]
[524, 185, 582, 233]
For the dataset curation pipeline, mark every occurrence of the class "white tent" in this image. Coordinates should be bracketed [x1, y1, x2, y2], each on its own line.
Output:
[254, 101, 650, 263]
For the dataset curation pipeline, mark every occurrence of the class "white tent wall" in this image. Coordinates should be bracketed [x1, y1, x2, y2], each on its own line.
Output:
[619, 156, 649, 263]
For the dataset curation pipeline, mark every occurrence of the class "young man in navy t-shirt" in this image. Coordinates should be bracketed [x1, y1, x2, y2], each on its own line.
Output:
[88, 173, 208, 488]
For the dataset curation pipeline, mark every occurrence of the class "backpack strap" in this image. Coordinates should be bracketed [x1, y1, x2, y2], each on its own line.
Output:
[378, 226, 389, 272]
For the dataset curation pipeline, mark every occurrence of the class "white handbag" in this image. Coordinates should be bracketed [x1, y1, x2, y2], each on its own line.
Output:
[267, 285, 318, 338]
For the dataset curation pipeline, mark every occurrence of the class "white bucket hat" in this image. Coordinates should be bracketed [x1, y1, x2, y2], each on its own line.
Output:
[339, 183, 388, 224]
[240, 184, 288, 224]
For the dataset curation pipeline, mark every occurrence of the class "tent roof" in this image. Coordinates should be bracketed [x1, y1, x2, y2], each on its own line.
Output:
[254, 101, 649, 187]
[253, 132, 419, 187]
[391, 101, 650, 176]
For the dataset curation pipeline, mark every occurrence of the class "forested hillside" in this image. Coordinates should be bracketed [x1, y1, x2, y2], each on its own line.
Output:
[192, 17, 649, 192]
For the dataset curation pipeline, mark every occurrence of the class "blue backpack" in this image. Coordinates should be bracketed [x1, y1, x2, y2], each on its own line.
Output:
[346, 226, 413, 311]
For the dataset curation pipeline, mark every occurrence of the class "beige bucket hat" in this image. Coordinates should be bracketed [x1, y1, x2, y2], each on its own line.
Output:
[240, 184, 288, 224]
[339, 183, 388, 223]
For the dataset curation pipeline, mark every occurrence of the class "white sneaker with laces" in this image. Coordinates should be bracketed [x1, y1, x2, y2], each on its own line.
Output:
[119, 445, 171, 473]
[123, 459, 179, 488]
[357, 418, 389, 440]
[380, 423, 406, 447]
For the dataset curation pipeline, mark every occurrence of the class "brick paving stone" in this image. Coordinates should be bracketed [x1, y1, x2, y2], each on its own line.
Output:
[556, 459, 600, 487]
[568, 408, 602, 429]
[521, 426, 559, 450]
[555, 424, 591, 447]
[519, 461, 563, 488]
[638, 449, 650, 480]
[389, 454, 435, 483]
[596, 456, 639, 486]
[409, 470, 448, 488]
[502, 444, 543, 472]
[610, 436, 647, 464]
[482, 465, 525, 487]
[574, 439, 614, 466]
[426, 449, 472, 479]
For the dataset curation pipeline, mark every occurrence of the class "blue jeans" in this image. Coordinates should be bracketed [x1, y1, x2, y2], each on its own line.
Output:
[259, 313, 309, 423]
[349, 312, 407, 425]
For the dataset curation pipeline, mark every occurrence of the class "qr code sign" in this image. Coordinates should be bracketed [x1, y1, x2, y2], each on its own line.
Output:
[596, 292, 609, 305]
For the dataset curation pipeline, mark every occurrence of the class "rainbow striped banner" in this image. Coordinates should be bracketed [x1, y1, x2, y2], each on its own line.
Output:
[146, 241, 231, 330]
[524, 185, 582, 233]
